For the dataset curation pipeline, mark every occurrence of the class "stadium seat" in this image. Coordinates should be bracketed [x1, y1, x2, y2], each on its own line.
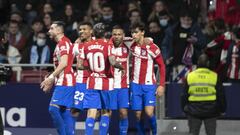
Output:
[20, 70, 49, 83]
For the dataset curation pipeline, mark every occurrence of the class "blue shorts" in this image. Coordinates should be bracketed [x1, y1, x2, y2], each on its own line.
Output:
[73, 83, 87, 110]
[109, 88, 129, 110]
[130, 82, 157, 110]
[50, 86, 75, 108]
[83, 90, 111, 110]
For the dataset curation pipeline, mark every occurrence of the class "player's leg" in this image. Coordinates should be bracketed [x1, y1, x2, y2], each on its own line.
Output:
[70, 83, 87, 133]
[143, 84, 157, 135]
[100, 109, 111, 135]
[83, 90, 101, 135]
[144, 106, 156, 135]
[61, 108, 75, 135]
[130, 82, 144, 135]
[118, 88, 129, 135]
[85, 109, 98, 135]
[49, 86, 73, 135]
[99, 90, 113, 135]
[57, 86, 75, 135]
[48, 104, 66, 135]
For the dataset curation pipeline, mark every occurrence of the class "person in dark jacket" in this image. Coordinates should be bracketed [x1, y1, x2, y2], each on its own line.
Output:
[181, 53, 226, 135]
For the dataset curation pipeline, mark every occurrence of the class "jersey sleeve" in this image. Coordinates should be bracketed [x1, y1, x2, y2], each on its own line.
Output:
[58, 41, 70, 56]
[147, 43, 161, 58]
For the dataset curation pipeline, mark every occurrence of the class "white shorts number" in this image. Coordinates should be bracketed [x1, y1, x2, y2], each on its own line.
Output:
[74, 91, 84, 101]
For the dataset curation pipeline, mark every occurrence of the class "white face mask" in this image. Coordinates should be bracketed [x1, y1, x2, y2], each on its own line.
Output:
[36, 38, 46, 46]
[181, 24, 191, 29]
[159, 19, 168, 27]
[103, 15, 112, 20]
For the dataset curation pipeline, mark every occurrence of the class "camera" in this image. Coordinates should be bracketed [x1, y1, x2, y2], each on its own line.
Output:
[0, 65, 12, 86]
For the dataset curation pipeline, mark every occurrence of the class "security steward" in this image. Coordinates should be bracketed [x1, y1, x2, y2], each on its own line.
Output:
[181, 53, 226, 135]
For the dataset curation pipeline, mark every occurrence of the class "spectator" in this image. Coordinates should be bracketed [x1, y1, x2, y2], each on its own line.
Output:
[148, 0, 168, 22]
[24, 2, 37, 25]
[146, 21, 164, 50]
[0, 30, 8, 63]
[225, 27, 240, 83]
[162, 9, 206, 82]
[62, 4, 78, 42]
[9, 11, 31, 38]
[98, 3, 117, 32]
[21, 31, 50, 68]
[25, 18, 44, 50]
[42, 13, 53, 31]
[7, 20, 27, 53]
[0, 29, 21, 72]
[42, 3, 54, 15]
[157, 10, 174, 29]
[123, 9, 143, 36]
[205, 18, 231, 81]
[127, 0, 141, 13]
[86, 0, 102, 24]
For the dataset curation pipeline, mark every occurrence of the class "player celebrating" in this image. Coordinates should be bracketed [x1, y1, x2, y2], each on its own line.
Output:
[41, 21, 76, 135]
[110, 25, 130, 135]
[72, 22, 93, 116]
[130, 23, 166, 135]
[78, 23, 124, 135]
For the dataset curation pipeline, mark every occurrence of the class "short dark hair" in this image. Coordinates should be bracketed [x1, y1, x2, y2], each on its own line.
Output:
[112, 25, 123, 30]
[128, 9, 141, 18]
[179, 9, 193, 19]
[93, 23, 106, 38]
[32, 17, 44, 25]
[9, 20, 19, 26]
[101, 3, 112, 9]
[78, 22, 93, 29]
[130, 22, 145, 32]
[52, 21, 65, 31]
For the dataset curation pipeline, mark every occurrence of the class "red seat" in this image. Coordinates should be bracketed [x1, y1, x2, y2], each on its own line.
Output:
[20, 70, 49, 83]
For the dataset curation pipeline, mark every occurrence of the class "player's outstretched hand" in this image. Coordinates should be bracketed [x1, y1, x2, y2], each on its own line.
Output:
[40, 78, 54, 93]
[156, 85, 165, 97]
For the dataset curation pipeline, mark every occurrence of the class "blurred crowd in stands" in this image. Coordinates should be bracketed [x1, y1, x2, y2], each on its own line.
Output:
[0, 0, 239, 83]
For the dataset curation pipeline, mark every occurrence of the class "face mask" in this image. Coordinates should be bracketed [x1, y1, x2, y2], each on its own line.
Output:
[103, 15, 112, 20]
[181, 24, 191, 29]
[37, 38, 46, 46]
[159, 19, 168, 27]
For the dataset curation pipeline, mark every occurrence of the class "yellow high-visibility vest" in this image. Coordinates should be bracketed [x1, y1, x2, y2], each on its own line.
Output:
[187, 68, 217, 101]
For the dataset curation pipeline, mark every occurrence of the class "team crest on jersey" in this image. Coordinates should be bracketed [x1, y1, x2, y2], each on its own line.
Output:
[141, 49, 147, 56]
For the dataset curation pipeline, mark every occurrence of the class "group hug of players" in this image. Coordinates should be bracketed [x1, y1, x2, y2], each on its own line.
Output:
[40, 20, 166, 135]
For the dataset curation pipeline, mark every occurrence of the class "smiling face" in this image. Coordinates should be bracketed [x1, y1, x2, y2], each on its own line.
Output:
[112, 28, 124, 47]
[78, 24, 92, 42]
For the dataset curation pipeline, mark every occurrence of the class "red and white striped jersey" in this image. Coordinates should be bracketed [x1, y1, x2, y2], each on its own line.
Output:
[130, 42, 166, 86]
[53, 36, 75, 86]
[73, 43, 90, 83]
[79, 39, 114, 90]
[112, 43, 130, 88]
[227, 44, 240, 79]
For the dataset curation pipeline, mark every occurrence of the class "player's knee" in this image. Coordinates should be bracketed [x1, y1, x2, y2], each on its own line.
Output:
[145, 111, 154, 118]
[135, 111, 142, 121]
[48, 105, 59, 115]
[119, 109, 128, 119]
